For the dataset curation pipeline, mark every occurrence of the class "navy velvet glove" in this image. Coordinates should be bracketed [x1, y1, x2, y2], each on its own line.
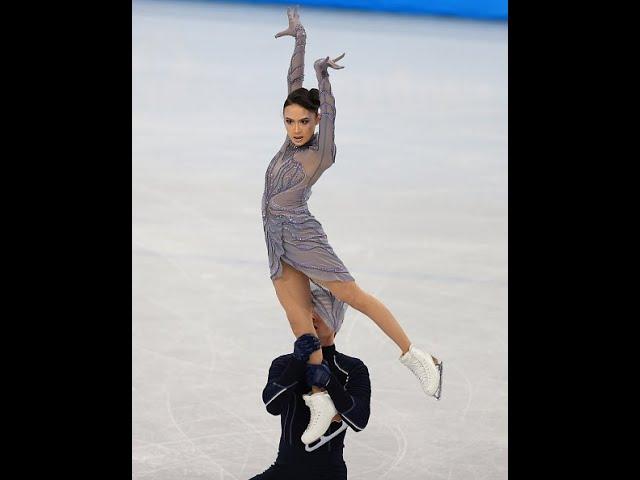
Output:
[306, 361, 332, 388]
[293, 333, 321, 362]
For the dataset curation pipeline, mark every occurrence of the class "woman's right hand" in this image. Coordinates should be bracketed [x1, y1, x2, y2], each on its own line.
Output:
[275, 6, 303, 38]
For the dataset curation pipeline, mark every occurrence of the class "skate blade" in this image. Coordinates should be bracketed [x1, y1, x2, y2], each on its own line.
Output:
[304, 422, 348, 452]
[434, 361, 443, 401]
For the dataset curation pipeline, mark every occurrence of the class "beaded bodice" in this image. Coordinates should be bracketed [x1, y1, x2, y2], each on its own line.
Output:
[261, 133, 320, 220]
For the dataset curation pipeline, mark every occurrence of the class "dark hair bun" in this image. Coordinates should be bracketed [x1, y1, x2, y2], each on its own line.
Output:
[309, 88, 320, 108]
[283, 87, 320, 113]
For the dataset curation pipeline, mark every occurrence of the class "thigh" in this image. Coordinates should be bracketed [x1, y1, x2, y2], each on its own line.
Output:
[317, 278, 361, 307]
[272, 260, 314, 313]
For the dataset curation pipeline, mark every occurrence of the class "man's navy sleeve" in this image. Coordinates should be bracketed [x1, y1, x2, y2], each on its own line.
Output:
[324, 361, 371, 432]
[261, 354, 307, 416]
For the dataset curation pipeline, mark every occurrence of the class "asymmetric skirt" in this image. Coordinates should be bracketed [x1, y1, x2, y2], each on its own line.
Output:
[263, 206, 355, 283]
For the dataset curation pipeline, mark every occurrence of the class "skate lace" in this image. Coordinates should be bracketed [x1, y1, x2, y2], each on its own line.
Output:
[410, 356, 433, 385]
[309, 401, 321, 428]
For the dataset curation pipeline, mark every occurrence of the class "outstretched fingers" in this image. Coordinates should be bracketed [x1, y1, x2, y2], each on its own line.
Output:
[328, 52, 346, 69]
[291, 6, 300, 22]
[274, 6, 301, 38]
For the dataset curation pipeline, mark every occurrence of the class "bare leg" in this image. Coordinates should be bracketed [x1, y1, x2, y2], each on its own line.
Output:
[318, 279, 413, 355]
[272, 260, 324, 393]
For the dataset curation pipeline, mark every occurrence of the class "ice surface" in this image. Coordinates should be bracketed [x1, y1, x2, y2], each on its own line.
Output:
[133, 1, 507, 478]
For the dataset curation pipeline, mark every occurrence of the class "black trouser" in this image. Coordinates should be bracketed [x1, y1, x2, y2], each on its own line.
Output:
[248, 461, 347, 480]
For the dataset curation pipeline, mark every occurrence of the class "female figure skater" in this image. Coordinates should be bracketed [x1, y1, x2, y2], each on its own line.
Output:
[262, 6, 443, 445]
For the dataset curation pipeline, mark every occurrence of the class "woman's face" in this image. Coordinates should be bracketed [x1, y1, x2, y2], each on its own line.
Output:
[283, 104, 320, 146]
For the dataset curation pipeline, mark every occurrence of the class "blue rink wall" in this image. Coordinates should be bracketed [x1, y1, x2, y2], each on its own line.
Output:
[211, 0, 507, 20]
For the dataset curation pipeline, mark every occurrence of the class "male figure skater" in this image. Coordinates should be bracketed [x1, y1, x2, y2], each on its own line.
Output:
[249, 282, 371, 480]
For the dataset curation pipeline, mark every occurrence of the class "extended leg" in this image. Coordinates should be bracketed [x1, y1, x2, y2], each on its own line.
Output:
[317, 278, 443, 399]
[318, 279, 412, 355]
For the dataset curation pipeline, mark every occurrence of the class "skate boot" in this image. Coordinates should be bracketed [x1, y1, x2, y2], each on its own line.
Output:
[301, 391, 338, 445]
[399, 344, 443, 400]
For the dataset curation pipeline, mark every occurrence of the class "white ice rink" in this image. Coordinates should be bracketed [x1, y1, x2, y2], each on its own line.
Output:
[132, 1, 507, 478]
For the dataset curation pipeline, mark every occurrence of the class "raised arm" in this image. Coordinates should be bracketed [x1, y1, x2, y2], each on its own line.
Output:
[309, 54, 345, 183]
[275, 7, 307, 94]
[288, 25, 306, 93]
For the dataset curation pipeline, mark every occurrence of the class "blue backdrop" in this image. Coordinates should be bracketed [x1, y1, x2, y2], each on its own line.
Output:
[231, 0, 507, 20]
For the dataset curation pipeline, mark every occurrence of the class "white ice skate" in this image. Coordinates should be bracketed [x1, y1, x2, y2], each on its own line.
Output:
[399, 345, 443, 400]
[305, 421, 348, 452]
[301, 391, 338, 445]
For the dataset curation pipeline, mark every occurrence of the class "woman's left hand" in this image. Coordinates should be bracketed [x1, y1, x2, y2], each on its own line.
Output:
[314, 53, 346, 72]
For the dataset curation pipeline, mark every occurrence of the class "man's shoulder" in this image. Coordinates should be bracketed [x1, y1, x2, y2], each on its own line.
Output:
[334, 351, 368, 373]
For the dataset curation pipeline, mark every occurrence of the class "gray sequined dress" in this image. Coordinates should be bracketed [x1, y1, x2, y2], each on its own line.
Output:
[261, 24, 355, 283]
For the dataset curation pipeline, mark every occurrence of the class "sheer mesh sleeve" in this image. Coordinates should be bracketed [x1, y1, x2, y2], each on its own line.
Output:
[287, 24, 306, 94]
[308, 59, 337, 185]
